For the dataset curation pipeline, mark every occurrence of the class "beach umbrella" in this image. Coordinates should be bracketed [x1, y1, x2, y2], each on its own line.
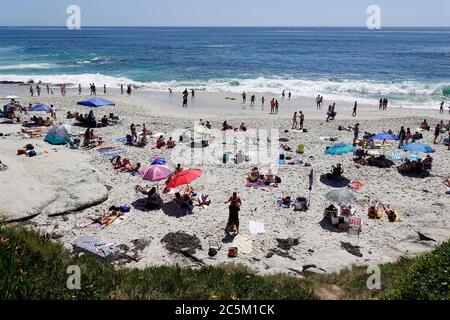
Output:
[139, 165, 174, 182]
[4, 95, 19, 100]
[369, 133, 400, 141]
[29, 103, 51, 112]
[167, 169, 203, 188]
[401, 143, 435, 153]
[325, 189, 357, 205]
[77, 98, 115, 108]
[151, 157, 167, 165]
[325, 143, 356, 156]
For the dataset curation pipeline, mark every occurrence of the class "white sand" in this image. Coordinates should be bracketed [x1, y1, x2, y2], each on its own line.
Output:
[1, 87, 449, 276]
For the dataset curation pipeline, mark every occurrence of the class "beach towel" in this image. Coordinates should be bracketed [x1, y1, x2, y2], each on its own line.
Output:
[98, 147, 125, 158]
[232, 234, 253, 254]
[347, 181, 363, 192]
[249, 221, 266, 235]
[71, 235, 119, 262]
[114, 137, 127, 143]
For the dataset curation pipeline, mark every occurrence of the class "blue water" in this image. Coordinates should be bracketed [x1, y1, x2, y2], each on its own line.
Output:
[0, 27, 449, 107]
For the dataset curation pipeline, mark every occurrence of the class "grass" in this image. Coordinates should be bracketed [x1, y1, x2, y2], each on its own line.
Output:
[0, 226, 448, 300]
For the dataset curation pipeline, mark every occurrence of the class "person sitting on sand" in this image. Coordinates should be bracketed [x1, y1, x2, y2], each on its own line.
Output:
[264, 169, 275, 185]
[167, 137, 176, 149]
[422, 154, 433, 170]
[222, 121, 233, 131]
[174, 163, 183, 174]
[368, 198, 381, 220]
[142, 124, 151, 136]
[118, 159, 136, 172]
[111, 156, 123, 169]
[382, 204, 398, 222]
[340, 205, 353, 217]
[66, 111, 74, 119]
[247, 167, 260, 183]
[101, 115, 109, 127]
[183, 185, 195, 197]
[43, 117, 53, 127]
[135, 186, 161, 210]
[281, 193, 292, 206]
[327, 163, 344, 179]
[83, 128, 91, 147]
[240, 122, 247, 132]
[156, 135, 166, 149]
[420, 119, 430, 131]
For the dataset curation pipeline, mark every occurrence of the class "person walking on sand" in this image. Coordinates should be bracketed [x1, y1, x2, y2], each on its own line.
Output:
[78, 84, 82, 95]
[292, 112, 298, 129]
[440, 101, 444, 114]
[127, 84, 132, 96]
[352, 101, 358, 117]
[299, 111, 305, 130]
[225, 192, 241, 235]
[288, 92, 292, 100]
[379, 99, 383, 111]
[250, 95, 255, 108]
[241, 91, 246, 104]
[36, 85, 41, 97]
[29, 85, 34, 97]
[121, 84, 124, 95]
[261, 96, 265, 110]
[46, 84, 50, 95]
[270, 98, 275, 114]
[282, 90, 285, 99]
[316, 95, 321, 109]
[398, 126, 406, 149]
[103, 84, 107, 95]
[275, 100, 279, 114]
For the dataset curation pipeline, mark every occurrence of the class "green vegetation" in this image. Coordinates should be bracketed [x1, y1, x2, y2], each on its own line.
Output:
[1, 226, 448, 300]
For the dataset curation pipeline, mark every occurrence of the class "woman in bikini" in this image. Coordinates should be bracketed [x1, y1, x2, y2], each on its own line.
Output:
[167, 137, 176, 149]
[247, 167, 260, 183]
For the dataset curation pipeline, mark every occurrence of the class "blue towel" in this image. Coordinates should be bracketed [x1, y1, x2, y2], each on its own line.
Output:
[114, 137, 127, 142]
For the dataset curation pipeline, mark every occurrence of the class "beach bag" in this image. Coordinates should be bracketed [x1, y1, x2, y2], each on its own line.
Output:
[27, 150, 37, 157]
[228, 247, 238, 258]
[119, 204, 131, 213]
[17, 149, 26, 155]
[296, 145, 305, 153]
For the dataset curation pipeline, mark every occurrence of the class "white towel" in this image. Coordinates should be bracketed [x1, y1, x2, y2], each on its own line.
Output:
[249, 220, 266, 235]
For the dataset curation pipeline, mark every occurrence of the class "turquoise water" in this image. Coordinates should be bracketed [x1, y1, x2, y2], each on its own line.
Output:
[0, 27, 449, 108]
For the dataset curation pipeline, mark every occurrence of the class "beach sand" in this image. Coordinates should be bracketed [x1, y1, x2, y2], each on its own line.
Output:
[1, 87, 449, 276]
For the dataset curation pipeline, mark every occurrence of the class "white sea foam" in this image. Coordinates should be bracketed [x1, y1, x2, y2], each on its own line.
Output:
[0, 63, 57, 70]
[0, 73, 447, 109]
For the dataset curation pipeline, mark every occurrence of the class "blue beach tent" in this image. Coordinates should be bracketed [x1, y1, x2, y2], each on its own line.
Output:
[44, 125, 70, 145]
[77, 98, 115, 108]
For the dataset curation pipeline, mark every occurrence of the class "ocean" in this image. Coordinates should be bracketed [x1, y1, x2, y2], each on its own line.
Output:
[0, 27, 449, 108]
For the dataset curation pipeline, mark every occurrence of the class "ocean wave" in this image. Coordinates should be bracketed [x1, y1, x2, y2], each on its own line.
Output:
[75, 56, 112, 65]
[0, 45, 23, 53]
[0, 63, 57, 70]
[0, 73, 447, 108]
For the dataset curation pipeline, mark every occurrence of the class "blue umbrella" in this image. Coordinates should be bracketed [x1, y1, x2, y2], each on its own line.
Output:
[151, 157, 167, 165]
[77, 98, 115, 108]
[29, 104, 51, 112]
[325, 143, 356, 156]
[401, 143, 435, 153]
[369, 133, 400, 141]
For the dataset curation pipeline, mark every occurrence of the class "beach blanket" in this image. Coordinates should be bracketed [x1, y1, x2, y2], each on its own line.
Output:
[90, 214, 132, 230]
[249, 221, 266, 235]
[114, 137, 127, 143]
[232, 234, 253, 254]
[98, 147, 126, 158]
[71, 235, 119, 262]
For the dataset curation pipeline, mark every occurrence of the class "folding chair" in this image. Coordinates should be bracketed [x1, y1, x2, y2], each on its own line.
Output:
[348, 217, 362, 238]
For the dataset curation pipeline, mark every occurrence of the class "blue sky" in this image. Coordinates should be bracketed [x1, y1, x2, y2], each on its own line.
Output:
[0, 0, 449, 27]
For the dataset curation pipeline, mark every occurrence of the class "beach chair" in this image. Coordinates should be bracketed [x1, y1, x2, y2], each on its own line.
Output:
[348, 217, 362, 237]
[71, 235, 119, 263]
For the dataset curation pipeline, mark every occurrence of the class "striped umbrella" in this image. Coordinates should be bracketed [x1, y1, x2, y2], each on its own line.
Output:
[139, 165, 174, 182]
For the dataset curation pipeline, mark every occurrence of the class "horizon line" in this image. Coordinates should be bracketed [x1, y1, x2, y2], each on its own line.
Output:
[1, 25, 450, 28]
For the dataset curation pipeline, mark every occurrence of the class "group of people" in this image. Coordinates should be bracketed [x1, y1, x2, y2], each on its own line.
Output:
[291, 111, 305, 130]
[247, 167, 281, 186]
[379, 98, 389, 111]
[368, 199, 399, 222]
[111, 156, 141, 173]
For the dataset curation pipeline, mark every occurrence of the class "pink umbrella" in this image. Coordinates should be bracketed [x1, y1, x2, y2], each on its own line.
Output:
[139, 165, 174, 182]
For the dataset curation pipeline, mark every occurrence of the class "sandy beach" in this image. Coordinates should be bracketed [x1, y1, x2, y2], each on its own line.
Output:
[1, 86, 449, 276]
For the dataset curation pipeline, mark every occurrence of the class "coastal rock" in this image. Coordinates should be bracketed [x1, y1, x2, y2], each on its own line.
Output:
[0, 137, 108, 221]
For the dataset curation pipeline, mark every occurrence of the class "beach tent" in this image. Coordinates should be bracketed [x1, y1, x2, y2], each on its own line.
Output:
[77, 98, 115, 108]
[29, 103, 51, 112]
[44, 125, 70, 145]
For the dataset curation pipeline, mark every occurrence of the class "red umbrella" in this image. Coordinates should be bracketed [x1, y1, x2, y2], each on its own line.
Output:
[167, 169, 203, 188]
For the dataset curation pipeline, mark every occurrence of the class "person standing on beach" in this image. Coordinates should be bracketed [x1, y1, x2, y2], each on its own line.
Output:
[353, 123, 360, 146]
[292, 112, 298, 129]
[398, 126, 406, 149]
[275, 100, 279, 114]
[250, 95, 255, 108]
[46, 84, 50, 95]
[299, 111, 305, 130]
[29, 85, 34, 97]
[242, 91, 246, 104]
[433, 124, 440, 144]
[127, 84, 132, 96]
[50, 105, 57, 120]
[261, 96, 265, 110]
[191, 89, 195, 99]
[316, 95, 321, 109]
[130, 123, 137, 143]
[103, 84, 107, 95]
[225, 192, 241, 235]
[36, 85, 41, 97]
[282, 90, 285, 99]
[93, 84, 97, 96]
[182, 92, 188, 108]
[379, 99, 383, 111]
[168, 88, 172, 94]
[440, 101, 444, 114]
[352, 101, 358, 117]
[288, 92, 292, 100]
[121, 85, 124, 95]
[270, 98, 275, 114]
[78, 84, 82, 95]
